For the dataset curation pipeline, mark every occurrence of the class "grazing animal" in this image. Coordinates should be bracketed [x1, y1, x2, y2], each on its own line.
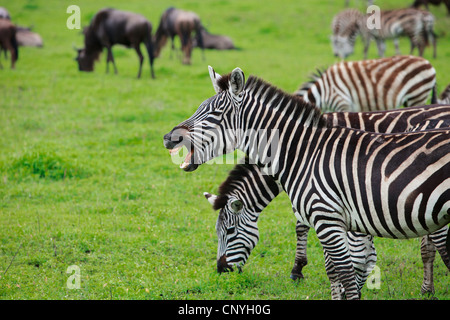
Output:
[154, 7, 204, 65]
[204, 164, 377, 299]
[412, 0, 450, 15]
[204, 104, 450, 297]
[75, 8, 155, 79]
[0, 19, 18, 69]
[163, 66, 450, 299]
[332, 8, 437, 59]
[16, 26, 43, 47]
[295, 55, 436, 112]
[194, 27, 235, 50]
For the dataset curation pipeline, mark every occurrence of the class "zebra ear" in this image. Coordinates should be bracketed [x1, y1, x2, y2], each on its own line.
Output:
[203, 192, 218, 206]
[208, 66, 222, 94]
[229, 67, 245, 96]
[230, 199, 243, 213]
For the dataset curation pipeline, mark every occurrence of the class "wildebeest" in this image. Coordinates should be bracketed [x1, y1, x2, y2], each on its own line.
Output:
[0, 18, 18, 69]
[154, 7, 204, 65]
[16, 26, 43, 47]
[74, 8, 155, 79]
[193, 27, 236, 50]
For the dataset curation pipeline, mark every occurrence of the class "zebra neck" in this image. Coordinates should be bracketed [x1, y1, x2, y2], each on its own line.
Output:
[236, 77, 328, 181]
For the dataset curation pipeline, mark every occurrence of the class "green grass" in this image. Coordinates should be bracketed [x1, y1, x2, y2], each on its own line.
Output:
[0, 0, 448, 300]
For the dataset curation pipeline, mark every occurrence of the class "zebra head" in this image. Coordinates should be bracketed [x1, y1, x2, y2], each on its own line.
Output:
[163, 66, 246, 172]
[204, 191, 260, 273]
[331, 35, 354, 59]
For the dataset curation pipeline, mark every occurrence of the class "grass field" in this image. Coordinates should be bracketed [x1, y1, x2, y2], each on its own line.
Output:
[0, 0, 449, 300]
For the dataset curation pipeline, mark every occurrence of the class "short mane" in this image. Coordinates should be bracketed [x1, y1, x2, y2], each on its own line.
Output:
[244, 75, 327, 128]
[214, 161, 254, 210]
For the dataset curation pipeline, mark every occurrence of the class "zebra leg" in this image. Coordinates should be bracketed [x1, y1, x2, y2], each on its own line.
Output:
[420, 235, 436, 295]
[375, 39, 386, 57]
[317, 224, 359, 299]
[324, 252, 344, 300]
[290, 222, 309, 280]
[430, 226, 450, 271]
[348, 232, 377, 292]
[393, 38, 401, 55]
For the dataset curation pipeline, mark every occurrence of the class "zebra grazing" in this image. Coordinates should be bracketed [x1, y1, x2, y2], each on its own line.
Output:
[204, 163, 377, 299]
[294, 55, 436, 112]
[163, 66, 450, 299]
[204, 104, 450, 297]
[332, 8, 436, 59]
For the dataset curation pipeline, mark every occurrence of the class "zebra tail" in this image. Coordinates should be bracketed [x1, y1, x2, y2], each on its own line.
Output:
[431, 84, 437, 104]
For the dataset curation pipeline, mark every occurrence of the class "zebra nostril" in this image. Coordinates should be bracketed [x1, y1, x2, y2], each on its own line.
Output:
[163, 131, 184, 149]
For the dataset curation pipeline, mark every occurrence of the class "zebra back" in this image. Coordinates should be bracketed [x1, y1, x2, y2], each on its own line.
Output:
[295, 56, 436, 112]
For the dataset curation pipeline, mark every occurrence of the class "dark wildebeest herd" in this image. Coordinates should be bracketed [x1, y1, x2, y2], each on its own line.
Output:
[0, 6, 43, 69]
[0, 5, 235, 77]
[73, 7, 235, 78]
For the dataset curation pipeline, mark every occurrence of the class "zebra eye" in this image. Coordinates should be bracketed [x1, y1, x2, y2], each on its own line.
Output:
[230, 200, 243, 214]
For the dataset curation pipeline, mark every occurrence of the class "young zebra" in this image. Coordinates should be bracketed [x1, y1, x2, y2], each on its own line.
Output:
[331, 8, 436, 59]
[294, 55, 436, 112]
[163, 66, 450, 299]
[205, 104, 450, 296]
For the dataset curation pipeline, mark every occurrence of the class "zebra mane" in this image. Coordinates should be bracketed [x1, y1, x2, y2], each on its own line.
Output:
[296, 68, 326, 95]
[214, 160, 255, 210]
[213, 157, 281, 211]
[241, 75, 326, 128]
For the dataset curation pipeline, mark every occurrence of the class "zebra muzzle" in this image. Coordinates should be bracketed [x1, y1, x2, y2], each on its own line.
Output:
[217, 255, 233, 273]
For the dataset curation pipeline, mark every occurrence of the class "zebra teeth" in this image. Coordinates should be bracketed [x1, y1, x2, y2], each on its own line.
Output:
[180, 149, 193, 169]
[169, 146, 182, 155]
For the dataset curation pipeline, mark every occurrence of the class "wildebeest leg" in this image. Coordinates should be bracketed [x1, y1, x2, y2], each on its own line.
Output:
[133, 44, 144, 79]
[106, 47, 117, 74]
[169, 35, 176, 59]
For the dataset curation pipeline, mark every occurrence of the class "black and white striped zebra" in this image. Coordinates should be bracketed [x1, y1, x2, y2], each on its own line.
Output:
[163, 66, 450, 299]
[204, 162, 376, 299]
[204, 104, 450, 297]
[294, 55, 436, 112]
[332, 8, 436, 59]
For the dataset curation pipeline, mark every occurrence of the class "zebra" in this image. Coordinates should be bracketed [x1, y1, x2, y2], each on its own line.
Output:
[294, 55, 436, 112]
[163, 66, 450, 299]
[331, 8, 437, 59]
[438, 84, 450, 104]
[204, 104, 450, 297]
[204, 162, 376, 299]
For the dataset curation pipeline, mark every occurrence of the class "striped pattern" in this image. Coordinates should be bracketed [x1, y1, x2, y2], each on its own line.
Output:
[295, 55, 436, 112]
[163, 66, 450, 299]
[438, 84, 450, 104]
[331, 8, 436, 59]
[366, 8, 436, 58]
[206, 162, 376, 299]
[207, 104, 450, 297]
